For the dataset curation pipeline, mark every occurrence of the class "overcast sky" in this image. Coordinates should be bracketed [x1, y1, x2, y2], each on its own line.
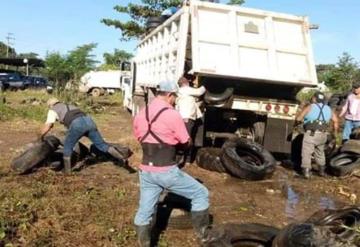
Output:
[0, 0, 359, 65]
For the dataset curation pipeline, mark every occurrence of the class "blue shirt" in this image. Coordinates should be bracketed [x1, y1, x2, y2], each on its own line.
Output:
[304, 103, 332, 124]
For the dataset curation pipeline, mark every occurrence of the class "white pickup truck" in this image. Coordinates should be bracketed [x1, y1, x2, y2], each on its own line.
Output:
[125, 0, 318, 153]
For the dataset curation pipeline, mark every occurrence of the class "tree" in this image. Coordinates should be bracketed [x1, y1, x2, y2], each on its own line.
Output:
[66, 43, 98, 81]
[227, 0, 244, 5]
[317, 53, 360, 92]
[0, 42, 16, 58]
[100, 49, 133, 70]
[17, 52, 39, 59]
[102, 0, 245, 40]
[43, 52, 69, 86]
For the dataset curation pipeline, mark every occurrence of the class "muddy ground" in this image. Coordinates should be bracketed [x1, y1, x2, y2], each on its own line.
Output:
[0, 92, 359, 247]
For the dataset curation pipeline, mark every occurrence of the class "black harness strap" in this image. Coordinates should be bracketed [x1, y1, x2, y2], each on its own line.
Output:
[315, 103, 326, 122]
[140, 106, 170, 143]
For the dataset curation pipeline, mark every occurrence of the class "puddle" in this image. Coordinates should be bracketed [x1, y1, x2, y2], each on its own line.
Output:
[284, 184, 337, 220]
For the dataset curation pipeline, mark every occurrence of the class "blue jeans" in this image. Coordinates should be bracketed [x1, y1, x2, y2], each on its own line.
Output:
[63, 116, 109, 157]
[342, 119, 360, 141]
[134, 166, 209, 226]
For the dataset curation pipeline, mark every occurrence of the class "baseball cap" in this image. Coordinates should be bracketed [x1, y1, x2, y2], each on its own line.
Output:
[313, 91, 325, 103]
[158, 80, 178, 93]
[47, 97, 60, 107]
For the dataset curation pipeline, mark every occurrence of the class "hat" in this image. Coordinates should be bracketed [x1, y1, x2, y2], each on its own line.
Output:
[313, 91, 325, 103]
[352, 82, 360, 89]
[158, 80, 178, 93]
[47, 97, 60, 107]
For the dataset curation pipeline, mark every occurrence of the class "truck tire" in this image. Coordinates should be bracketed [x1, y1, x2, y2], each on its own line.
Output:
[91, 87, 101, 97]
[196, 148, 227, 173]
[350, 127, 360, 140]
[204, 88, 234, 105]
[221, 138, 276, 180]
[305, 207, 360, 242]
[11, 136, 61, 174]
[90, 143, 132, 160]
[328, 152, 360, 176]
[340, 139, 360, 154]
[204, 223, 279, 247]
[325, 133, 338, 159]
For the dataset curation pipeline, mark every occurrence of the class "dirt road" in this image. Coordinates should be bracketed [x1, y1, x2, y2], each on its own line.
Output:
[0, 99, 359, 246]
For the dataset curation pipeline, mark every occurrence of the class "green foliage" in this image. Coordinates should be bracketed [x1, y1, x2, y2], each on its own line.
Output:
[43, 52, 70, 86]
[0, 42, 16, 58]
[317, 52, 360, 93]
[100, 49, 133, 70]
[227, 0, 245, 5]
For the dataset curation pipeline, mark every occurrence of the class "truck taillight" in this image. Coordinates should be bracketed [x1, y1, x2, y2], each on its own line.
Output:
[283, 105, 290, 114]
[265, 104, 272, 111]
[274, 104, 280, 112]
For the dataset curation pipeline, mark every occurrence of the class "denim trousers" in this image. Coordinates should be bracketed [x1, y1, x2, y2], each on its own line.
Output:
[63, 116, 109, 157]
[342, 119, 360, 141]
[134, 166, 209, 226]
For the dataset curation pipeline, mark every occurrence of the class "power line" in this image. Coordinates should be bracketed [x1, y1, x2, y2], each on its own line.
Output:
[5, 32, 15, 58]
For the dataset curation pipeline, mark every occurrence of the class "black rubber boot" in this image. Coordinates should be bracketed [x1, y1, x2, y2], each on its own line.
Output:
[107, 146, 126, 161]
[191, 209, 210, 244]
[302, 168, 311, 179]
[63, 156, 72, 174]
[318, 166, 326, 177]
[135, 225, 151, 247]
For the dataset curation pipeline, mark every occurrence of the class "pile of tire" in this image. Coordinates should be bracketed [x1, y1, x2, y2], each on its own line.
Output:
[196, 138, 277, 180]
[328, 139, 360, 176]
[204, 207, 360, 247]
[11, 136, 131, 174]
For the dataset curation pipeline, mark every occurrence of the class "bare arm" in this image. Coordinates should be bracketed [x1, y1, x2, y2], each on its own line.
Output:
[39, 123, 53, 139]
[295, 105, 311, 122]
[331, 112, 339, 134]
[339, 96, 349, 117]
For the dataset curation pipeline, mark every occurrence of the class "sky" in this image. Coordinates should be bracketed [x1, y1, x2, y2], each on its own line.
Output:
[0, 0, 359, 65]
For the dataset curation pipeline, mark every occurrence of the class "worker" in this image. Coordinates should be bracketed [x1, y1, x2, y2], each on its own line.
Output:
[339, 82, 360, 142]
[39, 98, 130, 174]
[295, 91, 339, 178]
[133, 80, 210, 246]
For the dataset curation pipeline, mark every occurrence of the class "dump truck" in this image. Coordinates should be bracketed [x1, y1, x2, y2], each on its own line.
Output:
[125, 0, 318, 153]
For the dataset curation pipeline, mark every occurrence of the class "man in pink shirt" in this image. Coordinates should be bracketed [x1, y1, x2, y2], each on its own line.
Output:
[339, 82, 360, 141]
[133, 80, 210, 247]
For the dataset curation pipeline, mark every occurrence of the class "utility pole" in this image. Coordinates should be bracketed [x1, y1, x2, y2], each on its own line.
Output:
[5, 32, 15, 69]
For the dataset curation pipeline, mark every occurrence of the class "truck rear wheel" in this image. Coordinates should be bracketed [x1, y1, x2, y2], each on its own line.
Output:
[91, 88, 101, 97]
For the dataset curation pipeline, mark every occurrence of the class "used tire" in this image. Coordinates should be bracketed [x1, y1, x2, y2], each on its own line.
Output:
[90, 143, 132, 160]
[11, 136, 61, 174]
[328, 152, 360, 176]
[221, 138, 276, 180]
[306, 207, 360, 242]
[341, 139, 360, 154]
[91, 87, 101, 97]
[204, 223, 279, 247]
[204, 88, 234, 106]
[196, 148, 227, 173]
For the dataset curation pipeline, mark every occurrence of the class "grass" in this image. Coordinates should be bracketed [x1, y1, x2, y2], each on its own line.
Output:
[0, 89, 123, 122]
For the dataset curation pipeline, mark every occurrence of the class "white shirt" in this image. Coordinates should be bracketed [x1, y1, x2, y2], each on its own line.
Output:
[176, 85, 206, 120]
[45, 109, 58, 124]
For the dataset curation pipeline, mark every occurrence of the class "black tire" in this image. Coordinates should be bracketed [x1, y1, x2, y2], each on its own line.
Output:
[11, 136, 61, 174]
[328, 152, 360, 176]
[350, 127, 360, 140]
[341, 139, 360, 154]
[221, 138, 276, 180]
[325, 133, 338, 159]
[196, 148, 227, 173]
[90, 143, 132, 160]
[204, 88, 234, 105]
[305, 207, 360, 242]
[204, 223, 279, 247]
